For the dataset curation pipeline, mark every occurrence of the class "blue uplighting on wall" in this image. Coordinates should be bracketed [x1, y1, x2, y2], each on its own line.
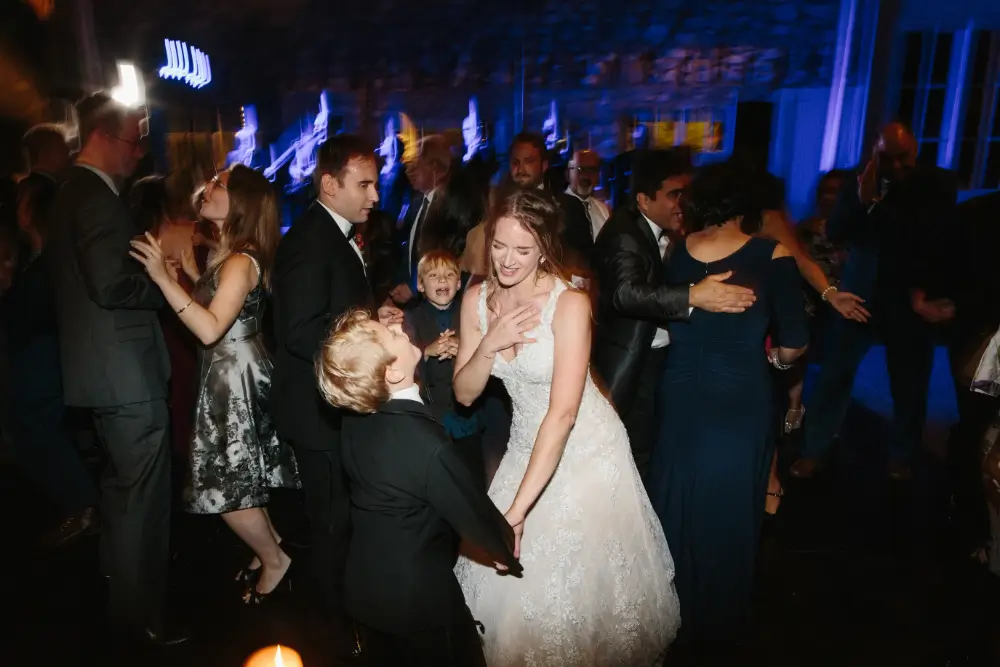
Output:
[158, 39, 212, 89]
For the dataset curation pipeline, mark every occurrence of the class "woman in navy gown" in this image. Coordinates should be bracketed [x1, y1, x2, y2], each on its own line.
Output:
[649, 163, 808, 651]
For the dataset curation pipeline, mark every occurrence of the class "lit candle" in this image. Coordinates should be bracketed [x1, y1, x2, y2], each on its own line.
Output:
[244, 645, 304, 667]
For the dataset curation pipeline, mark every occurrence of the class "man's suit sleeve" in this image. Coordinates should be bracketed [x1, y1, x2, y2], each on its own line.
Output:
[275, 230, 339, 364]
[605, 236, 690, 323]
[74, 191, 163, 310]
[557, 194, 595, 262]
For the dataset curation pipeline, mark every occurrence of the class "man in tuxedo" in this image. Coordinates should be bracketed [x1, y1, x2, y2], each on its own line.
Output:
[791, 123, 958, 481]
[565, 149, 611, 239]
[46, 93, 182, 646]
[508, 132, 594, 266]
[592, 149, 756, 484]
[389, 134, 453, 306]
[271, 135, 402, 623]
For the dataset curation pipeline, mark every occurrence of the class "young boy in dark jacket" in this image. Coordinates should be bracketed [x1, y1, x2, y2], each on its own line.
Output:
[316, 308, 520, 667]
[404, 249, 486, 488]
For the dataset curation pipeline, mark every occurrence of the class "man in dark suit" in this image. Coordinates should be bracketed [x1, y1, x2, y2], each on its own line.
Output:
[271, 135, 403, 622]
[507, 132, 594, 267]
[46, 93, 182, 646]
[592, 149, 756, 484]
[792, 123, 958, 481]
[318, 308, 520, 666]
[389, 134, 453, 306]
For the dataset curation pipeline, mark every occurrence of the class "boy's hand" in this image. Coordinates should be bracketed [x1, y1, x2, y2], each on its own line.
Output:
[425, 330, 459, 360]
[377, 302, 404, 326]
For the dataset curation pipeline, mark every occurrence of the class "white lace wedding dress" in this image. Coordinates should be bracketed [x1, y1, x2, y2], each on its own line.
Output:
[455, 279, 681, 666]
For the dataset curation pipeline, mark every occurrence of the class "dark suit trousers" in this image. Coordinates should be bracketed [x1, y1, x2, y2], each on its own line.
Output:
[623, 346, 669, 486]
[91, 399, 171, 632]
[357, 617, 486, 667]
[293, 445, 350, 613]
[803, 307, 935, 462]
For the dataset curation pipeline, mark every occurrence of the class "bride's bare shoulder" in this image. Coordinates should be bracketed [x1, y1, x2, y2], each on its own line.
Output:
[553, 287, 591, 325]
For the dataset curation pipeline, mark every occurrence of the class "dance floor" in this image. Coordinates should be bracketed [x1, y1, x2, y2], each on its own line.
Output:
[1, 346, 998, 666]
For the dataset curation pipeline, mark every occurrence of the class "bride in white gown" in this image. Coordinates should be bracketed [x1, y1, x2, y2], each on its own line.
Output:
[453, 188, 680, 666]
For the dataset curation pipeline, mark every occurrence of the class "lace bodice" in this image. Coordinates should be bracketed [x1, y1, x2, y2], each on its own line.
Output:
[478, 279, 614, 455]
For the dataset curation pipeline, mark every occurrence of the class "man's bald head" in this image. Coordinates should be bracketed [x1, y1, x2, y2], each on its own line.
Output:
[568, 149, 601, 198]
[875, 122, 917, 183]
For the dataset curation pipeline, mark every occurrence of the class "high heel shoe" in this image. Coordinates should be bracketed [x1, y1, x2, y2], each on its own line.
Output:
[242, 561, 293, 605]
[783, 406, 805, 434]
[234, 540, 285, 584]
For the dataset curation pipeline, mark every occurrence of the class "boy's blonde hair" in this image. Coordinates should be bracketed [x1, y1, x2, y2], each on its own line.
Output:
[417, 249, 460, 283]
[316, 308, 396, 414]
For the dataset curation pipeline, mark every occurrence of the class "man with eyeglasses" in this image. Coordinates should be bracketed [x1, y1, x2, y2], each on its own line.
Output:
[565, 150, 611, 239]
[47, 92, 186, 650]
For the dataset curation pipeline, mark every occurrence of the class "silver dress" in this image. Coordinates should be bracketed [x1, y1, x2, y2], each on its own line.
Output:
[184, 252, 299, 514]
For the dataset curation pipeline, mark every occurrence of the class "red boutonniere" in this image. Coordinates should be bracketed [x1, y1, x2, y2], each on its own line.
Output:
[353, 232, 365, 251]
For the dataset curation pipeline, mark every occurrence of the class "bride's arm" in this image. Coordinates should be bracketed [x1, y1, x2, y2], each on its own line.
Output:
[507, 290, 591, 522]
[453, 284, 494, 406]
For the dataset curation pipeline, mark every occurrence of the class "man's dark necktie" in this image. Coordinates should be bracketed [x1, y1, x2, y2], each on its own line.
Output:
[582, 199, 595, 239]
[409, 195, 428, 282]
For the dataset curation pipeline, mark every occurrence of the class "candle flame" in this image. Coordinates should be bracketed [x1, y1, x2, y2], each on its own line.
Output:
[275, 645, 284, 667]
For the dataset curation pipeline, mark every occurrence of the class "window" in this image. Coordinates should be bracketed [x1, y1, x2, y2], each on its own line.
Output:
[956, 31, 1000, 190]
[895, 31, 953, 166]
[635, 106, 735, 161]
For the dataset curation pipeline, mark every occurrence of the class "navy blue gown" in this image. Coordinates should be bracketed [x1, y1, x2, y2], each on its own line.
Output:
[649, 236, 807, 643]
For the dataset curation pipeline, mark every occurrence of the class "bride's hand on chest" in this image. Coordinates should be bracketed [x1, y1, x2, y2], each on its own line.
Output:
[483, 299, 541, 355]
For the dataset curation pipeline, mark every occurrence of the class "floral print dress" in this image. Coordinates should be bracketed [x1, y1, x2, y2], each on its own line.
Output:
[184, 252, 299, 514]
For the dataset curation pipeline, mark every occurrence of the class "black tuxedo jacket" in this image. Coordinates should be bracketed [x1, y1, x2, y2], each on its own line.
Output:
[554, 191, 595, 268]
[47, 166, 169, 407]
[591, 208, 690, 412]
[341, 398, 520, 635]
[271, 201, 372, 450]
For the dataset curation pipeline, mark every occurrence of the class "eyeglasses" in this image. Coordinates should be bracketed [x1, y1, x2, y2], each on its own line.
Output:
[207, 173, 228, 191]
[103, 133, 142, 150]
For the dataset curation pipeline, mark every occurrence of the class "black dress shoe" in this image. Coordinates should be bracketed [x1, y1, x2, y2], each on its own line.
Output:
[42, 507, 100, 548]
